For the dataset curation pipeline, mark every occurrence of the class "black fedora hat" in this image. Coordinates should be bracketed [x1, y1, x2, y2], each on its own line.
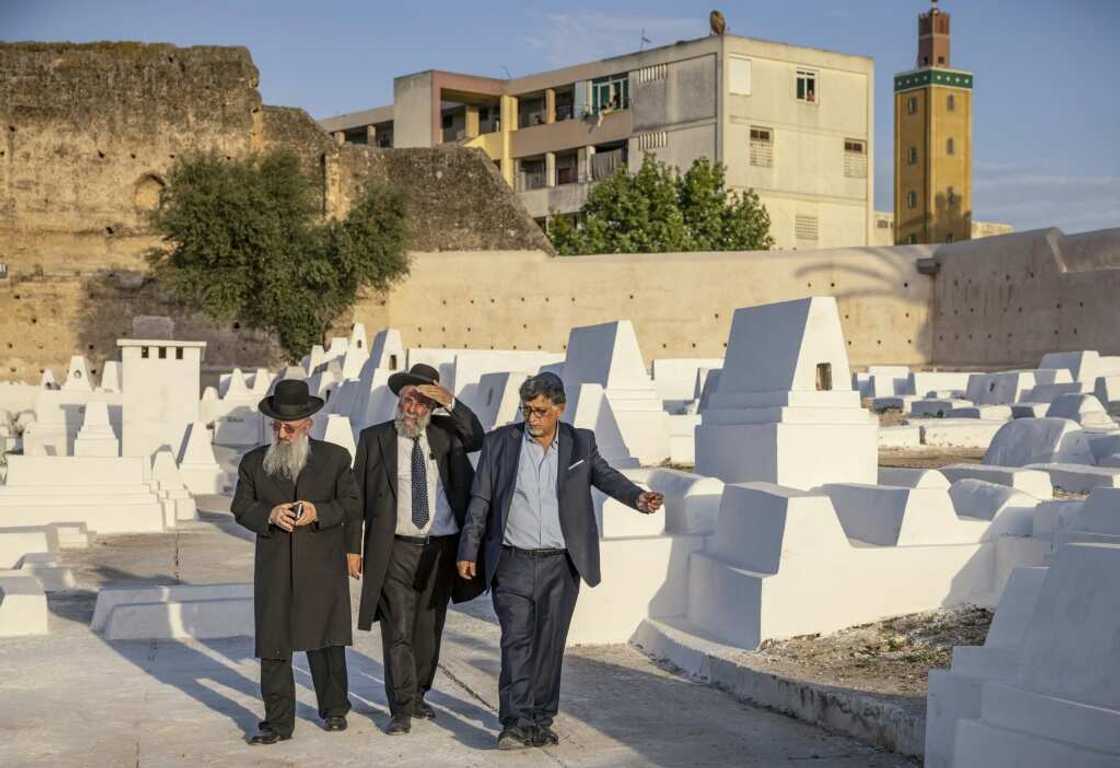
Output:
[259, 379, 324, 421]
[388, 363, 440, 396]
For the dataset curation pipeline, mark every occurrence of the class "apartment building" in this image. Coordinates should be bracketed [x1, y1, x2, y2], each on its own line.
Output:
[321, 33, 876, 249]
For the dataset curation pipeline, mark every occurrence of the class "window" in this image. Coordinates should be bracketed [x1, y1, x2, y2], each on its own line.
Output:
[796, 69, 817, 103]
[947, 186, 958, 206]
[937, 55, 945, 65]
[908, 146, 918, 165]
[908, 233, 919, 244]
[518, 157, 547, 191]
[844, 139, 867, 178]
[877, 219, 891, 229]
[946, 137, 955, 155]
[946, 233, 954, 243]
[158, 347, 167, 360]
[907, 190, 918, 209]
[947, 93, 956, 111]
[591, 74, 629, 113]
[141, 347, 150, 359]
[729, 56, 752, 95]
[175, 347, 184, 360]
[795, 214, 819, 241]
[555, 151, 579, 185]
[907, 96, 918, 114]
[749, 126, 773, 167]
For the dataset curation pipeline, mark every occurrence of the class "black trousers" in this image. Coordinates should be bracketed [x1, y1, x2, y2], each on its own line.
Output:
[378, 535, 457, 716]
[491, 546, 581, 730]
[260, 645, 350, 736]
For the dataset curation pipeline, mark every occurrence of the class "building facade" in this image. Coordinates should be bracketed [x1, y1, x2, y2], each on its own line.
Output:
[321, 34, 875, 250]
[893, 2, 974, 244]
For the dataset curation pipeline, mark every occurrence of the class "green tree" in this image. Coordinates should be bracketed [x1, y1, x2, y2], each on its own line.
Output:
[147, 150, 408, 359]
[549, 153, 773, 255]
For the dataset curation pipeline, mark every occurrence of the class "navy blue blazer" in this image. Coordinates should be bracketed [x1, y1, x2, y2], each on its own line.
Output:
[458, 421, 644, 588]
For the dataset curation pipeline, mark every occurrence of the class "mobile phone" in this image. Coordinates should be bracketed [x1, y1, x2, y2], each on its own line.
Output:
[292, 502, 304, 521]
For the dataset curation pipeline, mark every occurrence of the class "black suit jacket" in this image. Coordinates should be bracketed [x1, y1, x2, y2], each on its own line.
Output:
[458, 421, 644, 589]
[232, 439, 359, 658]
[348, 400, 485, 631]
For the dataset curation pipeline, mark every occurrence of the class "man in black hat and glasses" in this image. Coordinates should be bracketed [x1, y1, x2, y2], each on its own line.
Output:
[347, 363, 485, 734]
[232, 379, 360, 745]
[457, 372, 664, 750]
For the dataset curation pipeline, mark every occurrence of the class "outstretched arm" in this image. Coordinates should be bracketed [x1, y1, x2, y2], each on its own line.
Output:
[588, 433, 663, 513]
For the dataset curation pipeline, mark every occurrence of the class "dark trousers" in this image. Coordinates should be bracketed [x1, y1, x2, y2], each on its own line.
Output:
[260, 645, 350, 736]
[491, 546, 581, 730]
[378, 535, 457, 716]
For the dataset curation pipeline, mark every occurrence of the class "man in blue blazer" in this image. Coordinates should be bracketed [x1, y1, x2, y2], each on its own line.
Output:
[457, 372, 664, 750]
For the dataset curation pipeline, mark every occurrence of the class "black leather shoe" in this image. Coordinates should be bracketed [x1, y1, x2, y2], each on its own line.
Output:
[533, 725, 559, 746]
[386, 714, 411, 735]
[497, 726, 535, 750]
[324, 716, 347, 732]
[249, 727, 291, 745]
[412, 700, 436, 720]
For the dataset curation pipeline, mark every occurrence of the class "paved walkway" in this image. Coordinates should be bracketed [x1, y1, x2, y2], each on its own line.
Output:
[0, 510, 913, 767]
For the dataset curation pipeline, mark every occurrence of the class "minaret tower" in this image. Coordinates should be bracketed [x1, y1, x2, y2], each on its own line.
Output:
[894, 0, 974, 244]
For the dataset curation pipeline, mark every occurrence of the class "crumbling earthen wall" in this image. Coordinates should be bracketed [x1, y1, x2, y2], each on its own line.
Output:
[0, 42, 551, 381]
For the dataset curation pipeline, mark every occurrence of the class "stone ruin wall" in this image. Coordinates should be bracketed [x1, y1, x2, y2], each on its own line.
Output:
[0, 42, 551, 382]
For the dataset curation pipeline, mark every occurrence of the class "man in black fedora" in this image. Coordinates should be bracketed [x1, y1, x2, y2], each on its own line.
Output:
[232, 378, 360, 745]
[347, 363, 485, 734]
[457, 372, 663, 749]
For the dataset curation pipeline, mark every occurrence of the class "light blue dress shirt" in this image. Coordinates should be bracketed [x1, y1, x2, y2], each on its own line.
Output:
[503, 428, 565, 549]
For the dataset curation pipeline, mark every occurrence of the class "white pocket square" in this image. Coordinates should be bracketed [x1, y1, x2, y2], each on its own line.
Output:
[567, 459, 585, 470]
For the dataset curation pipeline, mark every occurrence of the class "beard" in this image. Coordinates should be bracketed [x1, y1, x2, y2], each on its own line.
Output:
[263, 433, 311, 481]
[394, 409, 431, 440]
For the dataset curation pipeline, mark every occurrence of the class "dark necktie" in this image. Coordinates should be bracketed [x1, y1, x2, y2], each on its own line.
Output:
[411, 437, 430, 530]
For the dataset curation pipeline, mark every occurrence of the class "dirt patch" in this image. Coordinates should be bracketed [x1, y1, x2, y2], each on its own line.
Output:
[742, 606, 993, 701]
[878, 448, 986, 468]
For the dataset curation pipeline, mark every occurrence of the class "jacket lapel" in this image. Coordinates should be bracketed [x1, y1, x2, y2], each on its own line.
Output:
[555, 423, 572, 501]
[378, 426, 398, 499]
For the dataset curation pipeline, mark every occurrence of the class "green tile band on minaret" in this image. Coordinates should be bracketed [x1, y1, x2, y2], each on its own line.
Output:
[895, 69, 974, 92]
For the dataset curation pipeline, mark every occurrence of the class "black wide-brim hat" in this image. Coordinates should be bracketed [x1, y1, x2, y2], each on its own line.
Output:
[259, 379, 324, 421]
[388, 363, 440, 396]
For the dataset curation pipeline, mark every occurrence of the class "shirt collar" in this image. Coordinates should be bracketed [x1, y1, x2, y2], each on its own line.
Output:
[523, 424, 559, 452]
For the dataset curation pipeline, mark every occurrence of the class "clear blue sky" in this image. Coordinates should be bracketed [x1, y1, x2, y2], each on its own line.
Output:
[3, 0, 1118, 234]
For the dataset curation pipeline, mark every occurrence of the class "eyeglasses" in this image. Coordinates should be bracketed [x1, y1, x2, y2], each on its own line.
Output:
[271, 421, 306, 434]
[521, 405, 553, 419]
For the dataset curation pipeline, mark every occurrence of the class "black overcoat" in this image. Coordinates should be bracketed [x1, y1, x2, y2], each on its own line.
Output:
[348, 400, 485, 631]
[231, 438, 359, 658]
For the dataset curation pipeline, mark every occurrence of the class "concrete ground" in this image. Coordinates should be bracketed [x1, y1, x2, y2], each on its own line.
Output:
[0, 505, 913, 767]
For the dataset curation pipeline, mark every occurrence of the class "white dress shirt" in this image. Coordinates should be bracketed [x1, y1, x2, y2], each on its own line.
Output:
[395, 429, 458, 537]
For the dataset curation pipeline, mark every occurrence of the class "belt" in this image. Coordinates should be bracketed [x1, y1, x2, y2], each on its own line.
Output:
[501, 545, 567, 558]
[395, 533, 455, 546]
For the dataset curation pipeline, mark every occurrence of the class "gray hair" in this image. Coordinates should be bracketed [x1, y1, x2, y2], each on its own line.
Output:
[519, 372, 566, 405]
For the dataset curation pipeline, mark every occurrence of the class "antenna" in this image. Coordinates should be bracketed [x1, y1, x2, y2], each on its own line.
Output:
[639, 28, 652, 50]
[500, 65, 512, 79]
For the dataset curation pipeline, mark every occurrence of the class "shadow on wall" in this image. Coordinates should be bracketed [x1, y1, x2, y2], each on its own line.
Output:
[75, 271, 284, 374]
[794, 245, 934, 364]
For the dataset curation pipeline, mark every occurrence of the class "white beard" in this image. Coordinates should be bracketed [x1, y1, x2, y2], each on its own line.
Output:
[263, 433, 310, 481]
[394, 409, 431, 440]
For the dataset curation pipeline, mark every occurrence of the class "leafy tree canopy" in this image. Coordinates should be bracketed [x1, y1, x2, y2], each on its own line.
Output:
[549, 154, 774, 255]
[147, 150, 408, 360]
